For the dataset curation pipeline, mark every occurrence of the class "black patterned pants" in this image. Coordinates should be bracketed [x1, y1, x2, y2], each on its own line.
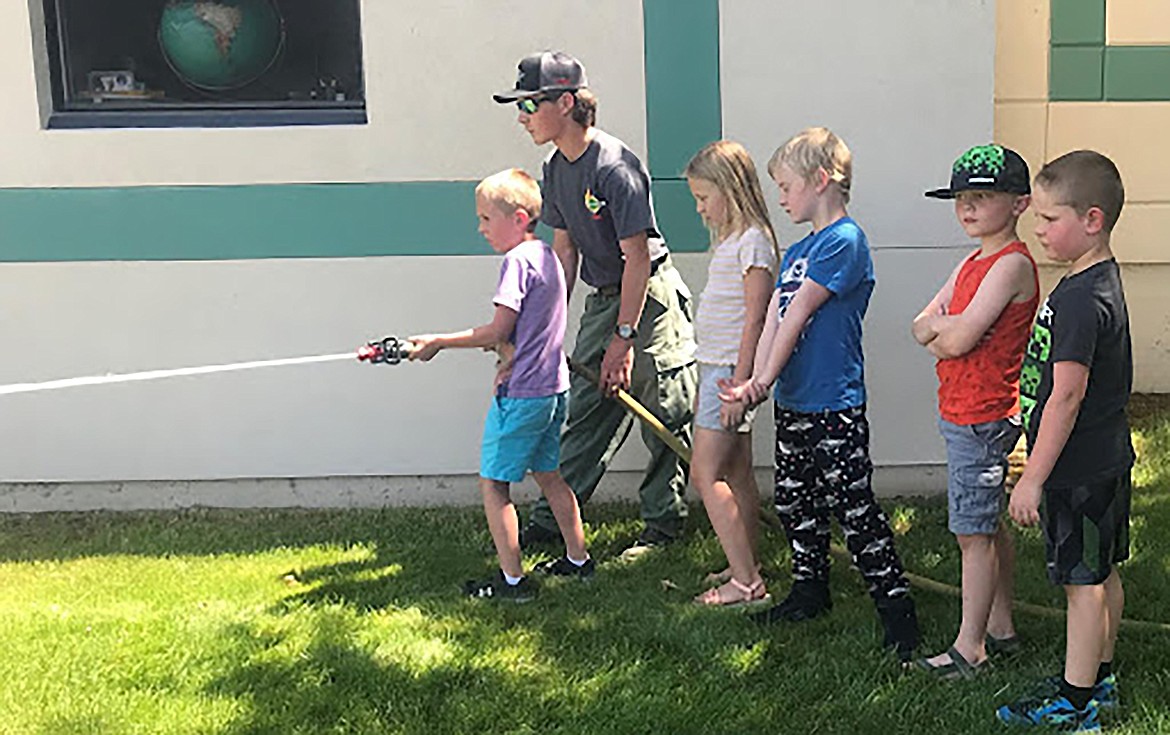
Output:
[773, 404, 910, 602]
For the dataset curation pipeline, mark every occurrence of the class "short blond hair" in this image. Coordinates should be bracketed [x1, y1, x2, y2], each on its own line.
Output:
[1035, 150, 1125, 233]
[768, 127, 853, 203]
[476, 168, 542, 231]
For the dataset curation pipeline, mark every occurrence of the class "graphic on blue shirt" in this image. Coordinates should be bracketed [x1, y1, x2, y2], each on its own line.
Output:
[776, 257, 808, 320]
[773, 217, 873, 413]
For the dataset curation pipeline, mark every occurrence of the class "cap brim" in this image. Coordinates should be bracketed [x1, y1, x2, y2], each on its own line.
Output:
[924, 188, 956, 199]
[492, 89, 541, 104]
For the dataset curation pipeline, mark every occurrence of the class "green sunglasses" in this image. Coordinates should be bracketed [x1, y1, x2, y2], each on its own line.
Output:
[516, 93, 563, 114]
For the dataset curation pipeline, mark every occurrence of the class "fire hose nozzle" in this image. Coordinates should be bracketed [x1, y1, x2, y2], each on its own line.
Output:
[356, 336, 413, 365]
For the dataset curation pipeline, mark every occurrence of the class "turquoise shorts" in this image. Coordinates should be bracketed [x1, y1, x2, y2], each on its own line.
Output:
[480, 392, 568, 483]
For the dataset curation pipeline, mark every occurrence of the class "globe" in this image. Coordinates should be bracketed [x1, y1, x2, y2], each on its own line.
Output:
[159, 0, 284, 91]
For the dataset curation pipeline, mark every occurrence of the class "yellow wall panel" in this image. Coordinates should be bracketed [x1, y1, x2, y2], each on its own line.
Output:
[1048, 102, 1170, 203]
[1120, 265, 1170, 392]
[996, 0, 1048, 101]
[1107, 0, 1170, 45]
[1111, 204, 1170, 263]
[996, 101, 1048, 176]
[1038, 264, 1169, 392]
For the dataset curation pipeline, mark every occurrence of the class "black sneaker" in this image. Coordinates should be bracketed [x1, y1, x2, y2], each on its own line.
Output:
[533, 555, 596, 579]
[518, 522, 559, 550]
[876, 595, 919, 662]
[462, 571, 538, 602]
[620, 526, 678, 560]
[750, 580, 831, 624]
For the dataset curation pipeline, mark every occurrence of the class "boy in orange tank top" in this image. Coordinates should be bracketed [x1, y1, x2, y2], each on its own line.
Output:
[910, 144, 1039, 678]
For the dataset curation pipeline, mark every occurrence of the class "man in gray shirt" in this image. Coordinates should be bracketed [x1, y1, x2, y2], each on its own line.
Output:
[494, 51, 697, 554]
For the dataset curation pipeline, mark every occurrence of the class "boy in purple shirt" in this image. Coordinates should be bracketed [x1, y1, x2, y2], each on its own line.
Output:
[409, 168, 593, 601]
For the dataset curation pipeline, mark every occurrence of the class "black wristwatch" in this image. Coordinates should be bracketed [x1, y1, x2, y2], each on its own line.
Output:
[615, 323, 638, 341]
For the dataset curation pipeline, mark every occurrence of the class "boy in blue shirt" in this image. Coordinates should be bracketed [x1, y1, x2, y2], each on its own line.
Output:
[721, 127, 919, 660]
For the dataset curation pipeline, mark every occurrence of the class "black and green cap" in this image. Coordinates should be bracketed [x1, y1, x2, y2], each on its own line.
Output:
[925, 144, 1031, 199]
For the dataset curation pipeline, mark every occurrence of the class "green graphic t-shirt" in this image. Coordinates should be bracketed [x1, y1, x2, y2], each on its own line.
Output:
[1019, 259, 1134, 487]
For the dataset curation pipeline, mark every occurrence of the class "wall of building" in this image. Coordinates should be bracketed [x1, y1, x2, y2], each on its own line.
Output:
[2, 1, 997, 506]
[996, 0, 1170, 392]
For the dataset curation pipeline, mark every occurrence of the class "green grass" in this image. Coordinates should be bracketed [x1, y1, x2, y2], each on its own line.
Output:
[2, 400, 1169, 734]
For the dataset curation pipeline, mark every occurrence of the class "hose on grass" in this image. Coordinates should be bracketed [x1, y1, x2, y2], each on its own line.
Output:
[570, 359, 1170, 634]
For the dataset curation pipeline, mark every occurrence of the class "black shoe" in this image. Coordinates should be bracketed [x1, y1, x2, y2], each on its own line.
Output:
[462, 571, 538, 602]
[533, 555, 596, 579]
[518, 522, 559, 550]
[620, 526, 678, 559]
[750, 580, 831, 624]
[877, 595, 919, 662]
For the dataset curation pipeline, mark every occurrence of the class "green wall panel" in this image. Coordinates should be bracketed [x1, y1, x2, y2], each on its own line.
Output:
[1049, 0, 1170, 102]
[651, 179, 708, 253]
[1105, 46, 1170, 100]
[1050, 46, 1105, 101]
[642, 0, 721, 179]
[1050, 0, 1106, 45]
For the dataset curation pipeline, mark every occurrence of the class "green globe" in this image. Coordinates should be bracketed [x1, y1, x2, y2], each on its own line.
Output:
[159, 0, 283, 91]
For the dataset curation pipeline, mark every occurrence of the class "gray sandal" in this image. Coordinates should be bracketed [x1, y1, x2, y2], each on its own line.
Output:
[914, 646, 987, 680]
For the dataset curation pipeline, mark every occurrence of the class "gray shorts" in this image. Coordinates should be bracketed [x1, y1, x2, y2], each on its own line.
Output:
[939, 415, 1022, 536]
[695, 363, 757, 433]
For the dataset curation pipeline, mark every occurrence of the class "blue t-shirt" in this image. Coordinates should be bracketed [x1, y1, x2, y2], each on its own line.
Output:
[773, 217, 874, 412]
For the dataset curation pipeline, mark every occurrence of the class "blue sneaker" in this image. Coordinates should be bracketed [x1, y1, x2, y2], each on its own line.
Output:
[996, 694, 1100, 731]
[1033, 674, 1119, 710]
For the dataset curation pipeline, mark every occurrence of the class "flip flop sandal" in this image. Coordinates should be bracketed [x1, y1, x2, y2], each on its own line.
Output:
[986, 634, 1022, 656]
[703, 563, 762, 586]
[693, 578, 772, 609]
[913, 646, 987, 681]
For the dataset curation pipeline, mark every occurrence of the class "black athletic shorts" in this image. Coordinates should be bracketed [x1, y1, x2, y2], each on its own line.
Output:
[1042, 472, 1131, 586]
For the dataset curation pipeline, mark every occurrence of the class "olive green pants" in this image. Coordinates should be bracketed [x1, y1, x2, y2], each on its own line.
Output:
[528, 260, 698, 537]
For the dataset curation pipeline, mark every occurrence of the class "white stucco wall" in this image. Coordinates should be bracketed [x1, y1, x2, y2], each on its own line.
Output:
[1, 0, 996, 502]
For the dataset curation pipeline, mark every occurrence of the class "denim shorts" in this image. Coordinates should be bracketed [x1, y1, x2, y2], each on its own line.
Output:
[939, 415, 1022, 535]
[695, 363, 757, 433]
[480, 392, 567, 483]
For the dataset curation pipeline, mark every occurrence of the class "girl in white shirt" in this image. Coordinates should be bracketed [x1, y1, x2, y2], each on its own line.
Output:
[685, 140, 779, 606]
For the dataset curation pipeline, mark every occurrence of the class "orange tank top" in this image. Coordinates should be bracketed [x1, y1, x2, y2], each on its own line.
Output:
[937, 240, 1039, 425]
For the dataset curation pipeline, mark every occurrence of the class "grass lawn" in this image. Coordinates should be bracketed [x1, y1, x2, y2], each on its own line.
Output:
[2, 398, 1169, 734]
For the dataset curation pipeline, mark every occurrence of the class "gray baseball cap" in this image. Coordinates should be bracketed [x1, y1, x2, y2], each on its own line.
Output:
[493, 51, 588, 103]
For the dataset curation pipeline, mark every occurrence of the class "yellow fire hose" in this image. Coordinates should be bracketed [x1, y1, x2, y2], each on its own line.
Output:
[570, 359, 1169, 634]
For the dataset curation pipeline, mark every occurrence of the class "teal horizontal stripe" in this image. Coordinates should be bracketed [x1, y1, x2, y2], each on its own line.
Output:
[0, 182, 483, 261]
[0, 180, 709, 261]
[0, 182, 489, 262]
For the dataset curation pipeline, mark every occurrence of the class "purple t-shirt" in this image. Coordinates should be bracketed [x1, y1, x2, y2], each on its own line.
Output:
[493, 239, 570, 398]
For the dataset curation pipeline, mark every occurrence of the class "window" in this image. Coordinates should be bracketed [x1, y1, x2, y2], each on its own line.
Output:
[41, 0, 366, 128]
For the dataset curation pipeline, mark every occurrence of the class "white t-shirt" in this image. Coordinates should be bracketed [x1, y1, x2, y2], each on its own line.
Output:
[694, 226, 778, 366]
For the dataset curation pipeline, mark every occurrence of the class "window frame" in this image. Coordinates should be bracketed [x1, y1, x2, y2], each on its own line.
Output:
[40, 0, 368, 130]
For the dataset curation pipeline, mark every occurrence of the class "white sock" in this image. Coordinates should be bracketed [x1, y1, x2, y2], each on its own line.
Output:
[567, 554, 589, 567]
[503, 571, 524, 586]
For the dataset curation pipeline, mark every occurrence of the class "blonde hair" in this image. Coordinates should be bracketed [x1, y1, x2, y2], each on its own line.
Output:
[768, 127, 853, 203]
[475, 168, 542, 232]
[685, 140, 778, 258]
[1035, 150, 1125, 233]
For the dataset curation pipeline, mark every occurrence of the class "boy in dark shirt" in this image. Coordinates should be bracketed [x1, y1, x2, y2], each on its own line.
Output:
[997, 151, 1133, 731]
